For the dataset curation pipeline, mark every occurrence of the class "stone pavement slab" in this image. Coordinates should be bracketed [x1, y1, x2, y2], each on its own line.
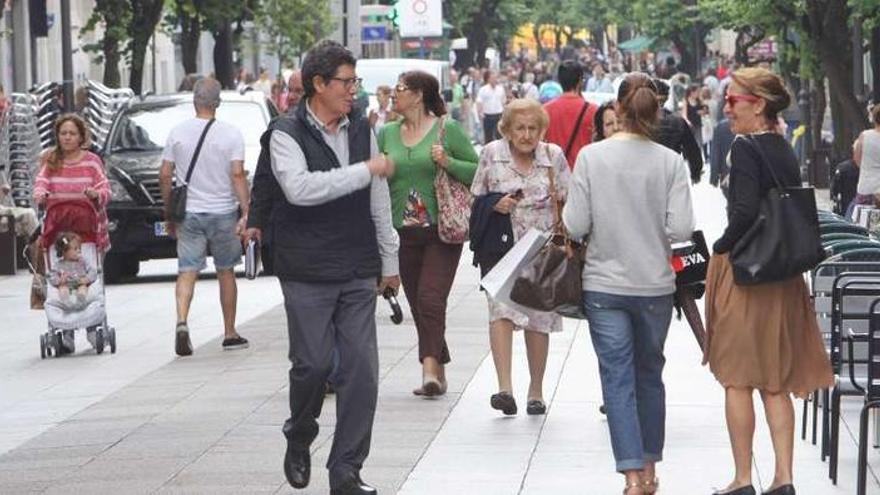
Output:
[0, 255, 491, 495]
[2, 182, 879, 495]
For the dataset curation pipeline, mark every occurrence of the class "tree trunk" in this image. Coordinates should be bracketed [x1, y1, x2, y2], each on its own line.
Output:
[670, 34, 695, 77]
[128, 0, 165, 95]
[806, 0, 866, 158]
[533, 23, 544, 60]
[554, 27, 562, 55]
[213, 22, 236, 89]
[590, 27, 604, 54]
[94, 0, 128, 88]
[465, 2, 493, 68]
[618, 25, 632, 43]
[102, 36, 122, 88]
[179, 6, 200, 75]
[811, 77, 826, 151]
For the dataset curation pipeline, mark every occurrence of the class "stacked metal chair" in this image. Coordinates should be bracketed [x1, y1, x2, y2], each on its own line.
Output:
[806, 210, 880, 487]
[2, 93, 43, 208]
[83, 80, 134, 150]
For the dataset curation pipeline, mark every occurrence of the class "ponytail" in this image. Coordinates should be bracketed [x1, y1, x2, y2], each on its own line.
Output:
[617, 73, 659, 138]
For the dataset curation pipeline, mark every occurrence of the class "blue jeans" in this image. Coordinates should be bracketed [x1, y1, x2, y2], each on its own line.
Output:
[584, 290, 674, 472]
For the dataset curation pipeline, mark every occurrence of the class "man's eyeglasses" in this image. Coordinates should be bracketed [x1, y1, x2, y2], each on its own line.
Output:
[330, 77, 363, 90]
[725, 93, 760, 107]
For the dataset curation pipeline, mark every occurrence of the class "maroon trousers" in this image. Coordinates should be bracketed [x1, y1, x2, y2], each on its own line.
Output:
[398, 226, 463, 364]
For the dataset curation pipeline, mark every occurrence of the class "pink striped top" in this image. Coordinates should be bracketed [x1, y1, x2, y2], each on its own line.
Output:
[33, 151, 111, 250]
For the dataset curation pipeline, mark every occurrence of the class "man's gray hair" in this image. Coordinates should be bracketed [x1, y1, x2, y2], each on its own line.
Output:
[193, 78, 221, 110]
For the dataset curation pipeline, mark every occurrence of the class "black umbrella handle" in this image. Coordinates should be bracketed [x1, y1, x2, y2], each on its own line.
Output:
[382, 287, 403, 325]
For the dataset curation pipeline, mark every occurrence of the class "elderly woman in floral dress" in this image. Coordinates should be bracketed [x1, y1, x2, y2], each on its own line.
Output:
[471, 98, 570, 416]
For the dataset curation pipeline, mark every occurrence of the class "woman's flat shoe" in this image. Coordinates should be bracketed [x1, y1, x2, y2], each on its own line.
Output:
[762, 485, 794, 495]
[526, 399, 546, 415]
[421, 379, 442, 397]
[713, 485, 756, 495]
[490, 392, 517, 415]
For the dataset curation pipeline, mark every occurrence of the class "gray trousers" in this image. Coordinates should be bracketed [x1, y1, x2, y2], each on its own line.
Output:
[280, 277, 379, 488]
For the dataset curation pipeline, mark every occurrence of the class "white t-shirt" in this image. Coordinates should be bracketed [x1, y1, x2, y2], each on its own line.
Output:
[477, 84, 506, 115]
[858, 130, 880, 195]
[162, 117, 245, 214]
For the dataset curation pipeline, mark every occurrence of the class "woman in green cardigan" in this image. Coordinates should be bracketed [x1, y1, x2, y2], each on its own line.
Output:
[379, 71, 479, 397]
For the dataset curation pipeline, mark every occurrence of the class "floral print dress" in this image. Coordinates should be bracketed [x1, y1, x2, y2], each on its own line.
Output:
[471, 139, 571, 333]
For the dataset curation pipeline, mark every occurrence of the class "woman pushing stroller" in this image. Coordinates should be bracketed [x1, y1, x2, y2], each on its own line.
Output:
[32, 114, 111, 355]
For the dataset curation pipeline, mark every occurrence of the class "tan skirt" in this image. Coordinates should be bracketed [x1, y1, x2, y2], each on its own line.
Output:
[703, 253, 833, 397]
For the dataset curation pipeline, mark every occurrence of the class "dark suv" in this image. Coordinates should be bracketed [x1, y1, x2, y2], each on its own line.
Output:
[101, 91, 276, 282]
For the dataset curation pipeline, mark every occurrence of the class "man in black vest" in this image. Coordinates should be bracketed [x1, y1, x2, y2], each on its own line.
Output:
[252, 40, 399, 495]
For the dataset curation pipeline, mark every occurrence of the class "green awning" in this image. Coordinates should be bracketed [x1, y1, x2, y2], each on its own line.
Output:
[618, 35, 656, 52]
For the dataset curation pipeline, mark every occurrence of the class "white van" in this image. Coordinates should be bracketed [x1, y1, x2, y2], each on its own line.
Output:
[357, 58, 450, 113]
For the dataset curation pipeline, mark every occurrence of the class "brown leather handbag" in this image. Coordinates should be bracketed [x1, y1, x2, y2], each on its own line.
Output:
[509, 161, 585, 319]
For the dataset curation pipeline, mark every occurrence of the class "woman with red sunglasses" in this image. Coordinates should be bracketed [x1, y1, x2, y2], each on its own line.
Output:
[703, 68, 832, 495]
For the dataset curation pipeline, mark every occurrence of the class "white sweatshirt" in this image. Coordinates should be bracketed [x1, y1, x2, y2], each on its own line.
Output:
[563, 135, 695, 296]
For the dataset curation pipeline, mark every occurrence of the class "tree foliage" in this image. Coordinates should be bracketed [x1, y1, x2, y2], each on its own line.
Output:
[256, 0, 334, 71]
[80, 0, 132, 88]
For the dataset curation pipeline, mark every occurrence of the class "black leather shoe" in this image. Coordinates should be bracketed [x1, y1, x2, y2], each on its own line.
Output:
[283, 446, 310, 489]
[330, 473, 377, 495]
[713, 485, 756, 495]
[762, 485, 795, 495]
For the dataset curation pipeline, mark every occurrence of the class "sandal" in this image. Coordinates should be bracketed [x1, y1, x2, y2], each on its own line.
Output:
[643, 477, 659, 494]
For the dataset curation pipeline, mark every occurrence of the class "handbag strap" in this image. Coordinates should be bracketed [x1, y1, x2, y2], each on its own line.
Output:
[182, 118, 216, 185]
[565, 101, 590, 158]
[435, 116, 447, 147]
[546, 145, 561, 227]
[744, 134, 786, 191]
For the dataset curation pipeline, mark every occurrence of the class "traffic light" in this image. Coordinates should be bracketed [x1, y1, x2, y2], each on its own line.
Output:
[386, 2, 399, 27]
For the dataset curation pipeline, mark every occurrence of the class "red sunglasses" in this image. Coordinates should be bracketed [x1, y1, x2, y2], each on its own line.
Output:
[725, 93, 760, 107]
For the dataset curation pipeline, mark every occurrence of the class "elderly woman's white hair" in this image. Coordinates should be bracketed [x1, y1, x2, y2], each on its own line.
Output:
[193, 77, 222, 110]
[497, 98, 549, 139]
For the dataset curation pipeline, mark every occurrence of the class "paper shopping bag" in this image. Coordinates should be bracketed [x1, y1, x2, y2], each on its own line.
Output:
[480, 228, 549, 314]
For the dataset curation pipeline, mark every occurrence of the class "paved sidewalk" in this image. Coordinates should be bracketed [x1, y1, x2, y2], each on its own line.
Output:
[0, 184, 878, 494]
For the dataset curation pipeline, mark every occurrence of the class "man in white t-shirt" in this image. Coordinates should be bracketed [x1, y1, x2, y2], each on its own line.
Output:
[159, 78, 251, 356]
[476, 69, 507, 143]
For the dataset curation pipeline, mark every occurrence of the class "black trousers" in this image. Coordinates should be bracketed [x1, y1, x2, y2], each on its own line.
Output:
[483, 113, 502, 144]
[280, 277, 379, 488]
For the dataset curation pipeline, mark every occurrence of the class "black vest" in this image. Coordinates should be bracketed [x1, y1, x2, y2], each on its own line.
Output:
[264, 102, 380, 282]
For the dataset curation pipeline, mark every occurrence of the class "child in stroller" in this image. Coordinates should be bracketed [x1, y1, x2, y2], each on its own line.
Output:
[47, 231, 97, 308]
[36, 201, 116, 358]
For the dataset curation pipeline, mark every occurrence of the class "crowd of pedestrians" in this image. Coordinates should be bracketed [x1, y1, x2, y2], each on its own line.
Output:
[8, 37, 841, 495]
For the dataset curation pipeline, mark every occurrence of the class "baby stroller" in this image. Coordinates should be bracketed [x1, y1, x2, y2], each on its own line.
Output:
[31, 200, 116, 358]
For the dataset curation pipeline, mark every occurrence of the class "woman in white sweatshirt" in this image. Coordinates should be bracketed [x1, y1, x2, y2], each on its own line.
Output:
[563, 72, 695, 495]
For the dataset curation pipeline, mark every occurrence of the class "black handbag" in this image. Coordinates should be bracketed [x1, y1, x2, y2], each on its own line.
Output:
[167, 119, 215, 223]
[729, 136, 825, 285]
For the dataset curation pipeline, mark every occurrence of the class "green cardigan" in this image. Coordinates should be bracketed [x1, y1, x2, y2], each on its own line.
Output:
[378, 118, 479, 229]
